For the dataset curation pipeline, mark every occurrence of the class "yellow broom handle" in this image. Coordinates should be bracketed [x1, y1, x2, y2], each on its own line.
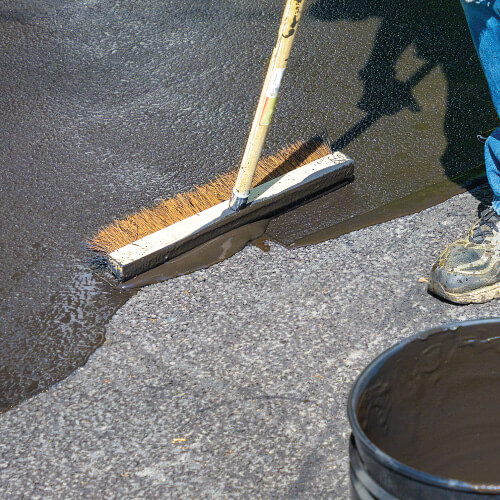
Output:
[229, 0, 306, 210]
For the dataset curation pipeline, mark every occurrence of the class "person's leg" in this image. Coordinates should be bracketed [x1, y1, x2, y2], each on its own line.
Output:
[486, 130, 500, 213]
[429, 1, 500, 303]
[462, 0, 500, 212]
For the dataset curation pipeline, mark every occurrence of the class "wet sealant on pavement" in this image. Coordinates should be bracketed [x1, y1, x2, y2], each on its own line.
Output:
[1, 0, 496, 410]
[1, 186, 499, 499]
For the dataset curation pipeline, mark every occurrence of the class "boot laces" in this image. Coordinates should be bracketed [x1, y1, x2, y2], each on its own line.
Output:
[471, 208, 500, 244]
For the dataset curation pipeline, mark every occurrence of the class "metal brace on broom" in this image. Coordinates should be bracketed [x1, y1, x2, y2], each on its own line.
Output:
[428, 0, 500, 304]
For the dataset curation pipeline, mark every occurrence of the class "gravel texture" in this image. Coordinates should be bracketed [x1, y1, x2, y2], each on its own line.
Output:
[1, 187, 499, 499]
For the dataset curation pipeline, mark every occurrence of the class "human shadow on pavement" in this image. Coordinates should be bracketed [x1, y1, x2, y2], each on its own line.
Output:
[309, 0, 498, 204]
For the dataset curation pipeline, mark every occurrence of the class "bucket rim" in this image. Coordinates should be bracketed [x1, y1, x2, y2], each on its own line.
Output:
[347, 316, 500, 494]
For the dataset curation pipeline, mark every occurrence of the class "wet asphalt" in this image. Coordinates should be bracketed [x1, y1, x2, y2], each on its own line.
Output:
[0, 0, 497, 453]
[1, 188, 499, 498]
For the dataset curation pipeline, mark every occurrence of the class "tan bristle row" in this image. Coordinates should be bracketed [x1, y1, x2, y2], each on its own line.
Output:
[89, 136, 331, 255]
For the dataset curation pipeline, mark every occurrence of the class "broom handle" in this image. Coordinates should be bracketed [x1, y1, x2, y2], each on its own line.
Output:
[229, 0, 306, 210]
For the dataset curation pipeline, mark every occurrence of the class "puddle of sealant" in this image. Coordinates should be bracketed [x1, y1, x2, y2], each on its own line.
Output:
[284, 165, 488, 248]
[0, 171, 487, 414]
[357, 320, 500, 484]
[0, 220, 270, 413]
[0, 264, 136, 412]
[122, 219, 270, 289]
[0, 170, 486, 413]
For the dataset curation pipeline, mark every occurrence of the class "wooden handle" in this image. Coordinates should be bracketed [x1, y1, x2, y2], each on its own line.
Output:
[230, 0, 306, 210]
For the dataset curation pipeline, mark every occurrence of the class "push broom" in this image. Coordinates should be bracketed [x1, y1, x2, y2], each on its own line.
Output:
[89, 0, 354, 281]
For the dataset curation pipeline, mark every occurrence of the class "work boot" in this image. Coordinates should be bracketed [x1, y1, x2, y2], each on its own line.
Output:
[429, 207, 500, 304]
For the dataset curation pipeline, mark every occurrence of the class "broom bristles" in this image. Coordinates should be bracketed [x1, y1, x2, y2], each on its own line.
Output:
[89, 135, 332, 255]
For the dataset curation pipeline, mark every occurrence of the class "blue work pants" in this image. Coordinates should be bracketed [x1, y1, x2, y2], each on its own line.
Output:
[461, 0, 500, 213]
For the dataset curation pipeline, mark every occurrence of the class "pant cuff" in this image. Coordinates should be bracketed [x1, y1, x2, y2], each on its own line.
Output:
[492, 197, 500, 215]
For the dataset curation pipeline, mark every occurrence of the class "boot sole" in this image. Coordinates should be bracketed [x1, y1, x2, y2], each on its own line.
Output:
[429, 280, 500, 304]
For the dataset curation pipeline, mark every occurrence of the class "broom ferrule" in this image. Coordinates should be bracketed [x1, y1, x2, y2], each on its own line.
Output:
[229, 189, 249, 211]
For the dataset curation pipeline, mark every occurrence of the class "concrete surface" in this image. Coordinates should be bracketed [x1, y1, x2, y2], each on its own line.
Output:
[1, 186, 499, 499]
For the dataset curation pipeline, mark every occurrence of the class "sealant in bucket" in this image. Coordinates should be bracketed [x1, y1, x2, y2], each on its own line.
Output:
[348, 318, 500, 499]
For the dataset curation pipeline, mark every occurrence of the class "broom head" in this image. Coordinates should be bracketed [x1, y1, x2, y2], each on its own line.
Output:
[89, 134, 334, 256]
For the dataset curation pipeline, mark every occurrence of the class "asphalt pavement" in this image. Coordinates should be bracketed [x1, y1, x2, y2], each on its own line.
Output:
[1, 0, 495, 410]
[1, 186, 499, 499]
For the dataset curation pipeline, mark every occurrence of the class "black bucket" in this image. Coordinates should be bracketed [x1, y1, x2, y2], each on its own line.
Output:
[348, 318, 500, 499]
